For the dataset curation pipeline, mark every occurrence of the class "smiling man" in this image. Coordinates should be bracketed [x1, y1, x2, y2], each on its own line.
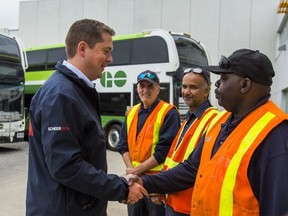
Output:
[118, 70, 181, 216]
[162, 67, 218, 216]
[26, 19, 147, 216]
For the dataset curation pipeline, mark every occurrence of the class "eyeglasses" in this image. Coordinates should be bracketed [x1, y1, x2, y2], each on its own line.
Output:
[183, 67, 211, 85]
[219, 55, 231, 68]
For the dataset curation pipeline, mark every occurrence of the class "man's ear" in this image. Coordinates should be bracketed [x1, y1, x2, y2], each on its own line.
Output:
[240, 78, 252, 93]
[205, 86, 211, 97]
[78, 41, 87, 56]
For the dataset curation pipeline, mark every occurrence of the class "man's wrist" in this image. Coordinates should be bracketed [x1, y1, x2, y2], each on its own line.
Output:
[119, 177, 129, 202]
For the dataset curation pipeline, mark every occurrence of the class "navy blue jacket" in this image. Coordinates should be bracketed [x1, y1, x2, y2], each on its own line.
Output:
[26, 62, 128, 216]
[142, 96, 288, 216]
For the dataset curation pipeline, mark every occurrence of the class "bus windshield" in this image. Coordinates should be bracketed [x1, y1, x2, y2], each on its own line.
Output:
[0, 34, 27, 142]
[0, 36, 24, 79]
[172, 35, 208, 66]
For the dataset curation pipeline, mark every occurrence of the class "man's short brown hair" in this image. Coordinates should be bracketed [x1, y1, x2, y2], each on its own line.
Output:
[65, 19, 115, 58]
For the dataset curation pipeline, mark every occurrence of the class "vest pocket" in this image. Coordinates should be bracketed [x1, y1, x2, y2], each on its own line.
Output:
[233, 202, 259, 215]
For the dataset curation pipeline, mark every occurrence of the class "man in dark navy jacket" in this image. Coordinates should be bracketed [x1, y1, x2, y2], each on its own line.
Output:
[26, 19, 147, 216]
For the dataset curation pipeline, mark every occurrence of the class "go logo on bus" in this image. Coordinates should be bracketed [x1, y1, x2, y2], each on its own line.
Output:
[100, 71, 127, 88]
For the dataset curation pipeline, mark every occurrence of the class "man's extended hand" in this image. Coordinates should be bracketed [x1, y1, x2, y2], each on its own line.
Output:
[124, 175, 164, 205]
[120, 174, 147, 205]
[126, 181, 148, 204]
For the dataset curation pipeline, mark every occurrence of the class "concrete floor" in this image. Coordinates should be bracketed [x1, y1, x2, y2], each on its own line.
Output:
[0, 142, 127, 216]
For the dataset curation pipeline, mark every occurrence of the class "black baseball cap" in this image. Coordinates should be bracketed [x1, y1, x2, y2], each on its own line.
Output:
[137, 70, 160, 86]
[205, 49, 275, 86]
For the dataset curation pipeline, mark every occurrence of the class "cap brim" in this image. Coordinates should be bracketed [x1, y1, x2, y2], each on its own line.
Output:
[137, 78, 159, 86]
[204, 65, 237, 74]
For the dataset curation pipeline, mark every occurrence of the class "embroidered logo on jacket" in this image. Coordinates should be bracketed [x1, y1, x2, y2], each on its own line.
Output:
[47, 127, 70, 132]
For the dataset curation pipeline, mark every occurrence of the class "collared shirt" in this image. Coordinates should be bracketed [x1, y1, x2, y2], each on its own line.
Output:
[211, 95, 269, 157]
[63, 60, 95, 88]
[176, 100, 212, 148]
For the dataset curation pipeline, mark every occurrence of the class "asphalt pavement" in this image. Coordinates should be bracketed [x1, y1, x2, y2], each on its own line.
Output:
[0, 142, 127, 216]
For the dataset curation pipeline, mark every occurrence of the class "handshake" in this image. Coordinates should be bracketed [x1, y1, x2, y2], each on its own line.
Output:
[120, 174, 165, 205]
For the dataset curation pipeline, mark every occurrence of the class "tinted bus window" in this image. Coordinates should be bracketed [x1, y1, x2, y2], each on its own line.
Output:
[173, 35, 208, 66]
[100, 92, 130, 116]
[0, 36, 20, 63]
[27, 50, 47, 71]
[132, 37, 168, 64]
[110, 36, 169, 66]
[111, 40, 131, 66]
[0, 62, 22, 77]
[47, 48, 66, 69]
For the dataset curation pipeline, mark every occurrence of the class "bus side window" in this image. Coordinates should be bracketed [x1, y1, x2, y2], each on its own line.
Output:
[110, 36, 169, 66]
[132, 37, 169, 64]
[47, 48, 67, 70]
[110, 41, 131, 66]
[27, 50, 46, 71]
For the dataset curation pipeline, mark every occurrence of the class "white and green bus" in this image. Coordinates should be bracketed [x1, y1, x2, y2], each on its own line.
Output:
[25, 29, 210, 151]
[0, 33, 28, 143]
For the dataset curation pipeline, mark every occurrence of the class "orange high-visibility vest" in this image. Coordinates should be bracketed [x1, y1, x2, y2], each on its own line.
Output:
[191, 101, 288, 216]
[126, 100, 175, 173]
[163, 107, 218, 214]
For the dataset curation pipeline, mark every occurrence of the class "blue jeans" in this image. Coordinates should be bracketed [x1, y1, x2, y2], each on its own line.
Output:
[165, 205, 190, 216]
[127, 196, 165, 216]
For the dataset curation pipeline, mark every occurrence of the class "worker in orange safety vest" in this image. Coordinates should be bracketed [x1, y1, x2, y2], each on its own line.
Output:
[118, 70, 181, 216]
[162, 67, 218, 216]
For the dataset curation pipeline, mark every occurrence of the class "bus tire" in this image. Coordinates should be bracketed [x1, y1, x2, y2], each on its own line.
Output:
[106, 124, 121, 151]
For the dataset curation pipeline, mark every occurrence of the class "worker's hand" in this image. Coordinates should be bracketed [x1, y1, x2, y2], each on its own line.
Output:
[120, 174, 147, 205]
[126, 167, 137, 175]
[126, 181, 148, 205]
[148, 193, 165, 205]
[125, 174, 143, 187]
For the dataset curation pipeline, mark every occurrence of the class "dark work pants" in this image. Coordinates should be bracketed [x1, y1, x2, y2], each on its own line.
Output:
[165, 205, 190, 216]
[127, 196, 165, 216]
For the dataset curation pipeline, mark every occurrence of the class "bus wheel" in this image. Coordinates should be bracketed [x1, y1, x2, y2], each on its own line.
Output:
[106, 124, 121, 151]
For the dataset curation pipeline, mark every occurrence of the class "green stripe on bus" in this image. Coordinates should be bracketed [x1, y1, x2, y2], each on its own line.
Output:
[113, 32, 146, 41]
[24, 85, 42, 94]
[25, 70, 55, 81]
[101, 115, 125, 126]
[26, 43, 65, 51]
